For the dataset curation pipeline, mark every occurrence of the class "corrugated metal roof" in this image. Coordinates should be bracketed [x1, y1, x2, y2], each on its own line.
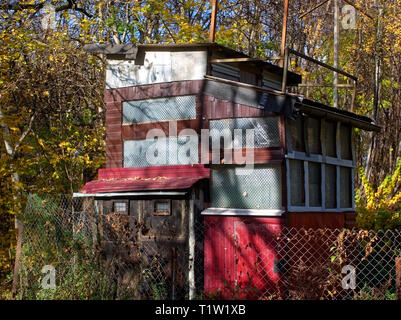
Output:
[80, 164, 210, 194]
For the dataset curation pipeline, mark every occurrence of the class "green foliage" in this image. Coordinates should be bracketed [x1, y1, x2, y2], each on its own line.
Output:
[16, 195, 117, 300]
[356, 160, 401, 230]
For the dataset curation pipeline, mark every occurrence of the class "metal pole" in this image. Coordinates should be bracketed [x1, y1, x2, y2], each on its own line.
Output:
[333, 0, 339, 109]
[280, 0, 289, 68]
[282, 48, 289, 92]
[209, 0, 218, 42]
[188, 191, 196, 299]
[373, 5, 383, 122]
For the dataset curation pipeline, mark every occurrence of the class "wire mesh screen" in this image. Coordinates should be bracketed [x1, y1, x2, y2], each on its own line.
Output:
[124, 136, 199, 167]
[210, 164, 282, 209]
[308, 162, 322, 207]
[209, 117, 281, 149]
[122, 95, 196, 124]
[307, 117, 321, 155]
[325, 164, 337, 208]
[289, 159, 305, 207]
[288, 117, 305, 152]
[340, 167, 352, 208]
[340, 124, 352, 160]
[325, 120, 337, 157]
[14, 194, 401, 300]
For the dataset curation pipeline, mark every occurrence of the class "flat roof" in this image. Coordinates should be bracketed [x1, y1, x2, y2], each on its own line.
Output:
[83, 42, 302, 86]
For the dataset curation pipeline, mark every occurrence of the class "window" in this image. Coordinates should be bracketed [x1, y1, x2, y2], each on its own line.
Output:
[289, 117, 305, 152]
[114, 201, 128, 214]
[325, 120, 337, 157]
[122, 95, 196, 124]
[211, 164, 282, 209]
[340, 125, 352, 160]
[308, 162, 321, 207]
[289, 160, 305, 206]
[209, 117, 281, 149]
[287, 117, 354, 211]
[153, 200, 171, 216]
[307, 118, 321, 155]
[124, 135, 198, 167]
[325, 164, 337, 209]
[340, 167, 352, 208]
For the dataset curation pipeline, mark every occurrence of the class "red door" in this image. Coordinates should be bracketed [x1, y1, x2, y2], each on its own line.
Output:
[234, 219, 283, 299]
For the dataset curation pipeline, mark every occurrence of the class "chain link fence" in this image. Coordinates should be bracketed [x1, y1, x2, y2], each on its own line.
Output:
[15, 194, 401, 300]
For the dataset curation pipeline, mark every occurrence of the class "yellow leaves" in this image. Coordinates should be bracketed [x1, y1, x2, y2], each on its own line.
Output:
[358, 159, 401, 229]
[37, 139, 45, 148]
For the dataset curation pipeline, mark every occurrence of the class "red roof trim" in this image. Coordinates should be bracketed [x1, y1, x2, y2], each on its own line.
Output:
[81, 165, 210, 194]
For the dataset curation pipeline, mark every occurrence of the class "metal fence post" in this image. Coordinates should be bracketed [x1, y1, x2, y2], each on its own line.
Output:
[11, 219, 23, 299]
[396, 257, 401, 300]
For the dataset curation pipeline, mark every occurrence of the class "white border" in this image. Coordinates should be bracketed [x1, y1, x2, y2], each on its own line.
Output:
[201, 207, 285, 217]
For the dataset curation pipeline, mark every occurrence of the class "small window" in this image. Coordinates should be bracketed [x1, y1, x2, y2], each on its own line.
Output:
[340, 125, 352, 160]
[289, 159, 305, 206]
[114, 201, 128, 214]
[307, 117, 321, 155]
[153, 200, 171, 216]
[325, 164, 337, 208]
[325, 120, 337, 157]
[340, 167, 352, 208]
[308, 162, 322, 207]
[289, 117, 305, 152]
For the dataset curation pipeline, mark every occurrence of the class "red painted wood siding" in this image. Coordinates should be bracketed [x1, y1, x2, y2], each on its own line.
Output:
[104, 80, 285, 168]
[204, 216, 284, 299]
[287, 212, 356, 229]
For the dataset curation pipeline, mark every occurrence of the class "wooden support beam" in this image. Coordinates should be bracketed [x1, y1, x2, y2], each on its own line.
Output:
[209, 57, 262, 63]
[288, 48, 358, 81]
[280, 0, 289, 68]
[209, 0, 218, 42]
[298, 83, 355, 88]
[300, 0, 330, 19]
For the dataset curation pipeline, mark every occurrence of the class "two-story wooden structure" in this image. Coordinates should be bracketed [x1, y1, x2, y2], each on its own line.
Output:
[76, 42, 379, 299]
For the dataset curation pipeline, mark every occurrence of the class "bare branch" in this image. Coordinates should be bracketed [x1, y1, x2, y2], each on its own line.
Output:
[0, 0, 93, 18]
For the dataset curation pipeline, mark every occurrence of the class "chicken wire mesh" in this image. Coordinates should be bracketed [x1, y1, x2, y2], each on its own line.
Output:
[210, 164, 282, 209]
[124, 136, 199, 167]
[122, 95, 196, 124]
[209, 117, 281, 149]
[15, 194, 401, 300]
